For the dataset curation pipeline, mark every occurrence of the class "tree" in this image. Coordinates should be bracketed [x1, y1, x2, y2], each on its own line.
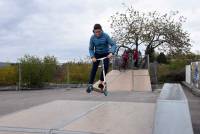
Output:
[43, 56, 58, 82]
[110, 5, 191, 56]
[111, 6, 146, 51]
[19, 55, 58, 88]
[20, 55, 44, 88]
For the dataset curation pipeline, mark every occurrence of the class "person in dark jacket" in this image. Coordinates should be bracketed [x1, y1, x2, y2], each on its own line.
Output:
[133, 48, 139, 67]
[87, 24, 117, 93]
[122, 50, 129, 69]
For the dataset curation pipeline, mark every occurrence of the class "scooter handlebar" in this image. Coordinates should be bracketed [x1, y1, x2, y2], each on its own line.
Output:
[96, 57, 108, 61]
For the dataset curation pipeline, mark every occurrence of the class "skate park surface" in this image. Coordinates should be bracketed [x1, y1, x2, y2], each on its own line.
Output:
[0, 70, 197, 134]
[0, 100, 155, 134]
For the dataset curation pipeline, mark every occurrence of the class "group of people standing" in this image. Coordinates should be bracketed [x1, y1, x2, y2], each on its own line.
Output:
[122, 48, 141, 69]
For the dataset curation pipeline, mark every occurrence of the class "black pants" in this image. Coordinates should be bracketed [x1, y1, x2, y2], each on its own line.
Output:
[88, 53, 109, 84]
[134, 60, 138, 67]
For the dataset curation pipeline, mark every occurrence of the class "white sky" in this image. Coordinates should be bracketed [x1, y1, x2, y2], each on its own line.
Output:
[0, 0, 199, 62]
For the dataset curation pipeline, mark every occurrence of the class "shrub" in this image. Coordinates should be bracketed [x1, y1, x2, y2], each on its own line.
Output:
[19, 55, 57, 88]
[157, 52, 167, 64]
[0, 65, 17, 86]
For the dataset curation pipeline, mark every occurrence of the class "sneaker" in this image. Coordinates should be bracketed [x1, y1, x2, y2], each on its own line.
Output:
[86, 84, 93, 93]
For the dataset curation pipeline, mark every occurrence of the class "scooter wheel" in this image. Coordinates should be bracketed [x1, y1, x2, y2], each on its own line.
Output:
[104, 90, 108, 96]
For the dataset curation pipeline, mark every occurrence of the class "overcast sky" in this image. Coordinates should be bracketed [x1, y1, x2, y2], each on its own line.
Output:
[0, 0, 199, 62]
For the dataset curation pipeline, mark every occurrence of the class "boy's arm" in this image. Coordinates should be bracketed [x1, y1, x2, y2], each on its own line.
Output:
[106, 34, 117, 55]
[89, 37, 95, 58]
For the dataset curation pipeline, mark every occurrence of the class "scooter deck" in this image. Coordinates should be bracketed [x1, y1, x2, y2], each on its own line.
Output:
[92, 85, 108, 96]
[93, 87, 104, 93]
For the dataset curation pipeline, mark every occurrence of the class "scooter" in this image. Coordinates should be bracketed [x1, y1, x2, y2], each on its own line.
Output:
[87, 57, 108, 96]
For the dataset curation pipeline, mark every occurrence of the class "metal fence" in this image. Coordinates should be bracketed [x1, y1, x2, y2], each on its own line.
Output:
[17, 62, 94, 90]
[0, 55, 149, 90]
[112, 55, 149, 70]
[0, 62, 93, 90]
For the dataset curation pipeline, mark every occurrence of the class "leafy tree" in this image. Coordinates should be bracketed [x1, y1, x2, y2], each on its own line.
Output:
[19, 55, 43, 88]
[110, 5, 191, 56]
[19, 55, 58, 88]
[43, 56, 57, 82]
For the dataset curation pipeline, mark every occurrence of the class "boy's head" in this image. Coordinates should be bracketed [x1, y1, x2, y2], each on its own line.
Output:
[93, 24, 102, 37]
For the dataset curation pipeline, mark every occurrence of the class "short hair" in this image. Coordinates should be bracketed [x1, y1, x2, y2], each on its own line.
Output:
[93, 24, 102, 30]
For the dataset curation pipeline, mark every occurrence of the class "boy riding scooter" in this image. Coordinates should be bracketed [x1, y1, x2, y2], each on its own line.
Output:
[86, 24, 117, 93]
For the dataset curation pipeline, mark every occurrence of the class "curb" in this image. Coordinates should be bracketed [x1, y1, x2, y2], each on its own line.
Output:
[181, 81, 200, 97]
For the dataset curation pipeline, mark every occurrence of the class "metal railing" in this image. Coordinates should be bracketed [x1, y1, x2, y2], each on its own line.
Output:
[111, 55, 149, 70]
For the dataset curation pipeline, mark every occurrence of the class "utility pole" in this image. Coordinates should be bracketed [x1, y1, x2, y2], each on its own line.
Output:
[18, 63, 21, 91]
[67, 64, 70, 84]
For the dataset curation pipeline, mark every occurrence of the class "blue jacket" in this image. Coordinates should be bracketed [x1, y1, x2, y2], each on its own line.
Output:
[89, 32, 117, 57]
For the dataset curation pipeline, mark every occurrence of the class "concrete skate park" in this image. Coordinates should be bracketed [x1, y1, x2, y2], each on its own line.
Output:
[0, 69, 196, 134]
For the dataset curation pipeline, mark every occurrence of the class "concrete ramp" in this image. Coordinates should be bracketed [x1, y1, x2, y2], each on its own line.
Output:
[95, 69, 152, 92]
[133, 70, 151, 92]
[0, 100, 155, 134]
[153, 83, 193, 134]
[106, 70, 133, 91]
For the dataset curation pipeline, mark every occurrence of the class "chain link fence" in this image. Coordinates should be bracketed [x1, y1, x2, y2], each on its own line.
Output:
[0, 55, 149, 90]
[17, 62, 96, 90]
[0, 63, 91, 90]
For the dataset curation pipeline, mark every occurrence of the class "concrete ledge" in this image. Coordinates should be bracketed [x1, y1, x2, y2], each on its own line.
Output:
[153, 83, 193, 134]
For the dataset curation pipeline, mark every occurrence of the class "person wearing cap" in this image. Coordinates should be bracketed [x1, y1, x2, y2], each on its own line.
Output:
[86, 24, 117, 93]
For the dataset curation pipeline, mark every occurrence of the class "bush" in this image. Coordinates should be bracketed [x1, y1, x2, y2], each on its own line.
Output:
[43, 56, 57, 82]
[19, 55, 57, 88]
[157, 52, 167, 64]
[157, 59, 188, 83]
[0, 65, 17, 86]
